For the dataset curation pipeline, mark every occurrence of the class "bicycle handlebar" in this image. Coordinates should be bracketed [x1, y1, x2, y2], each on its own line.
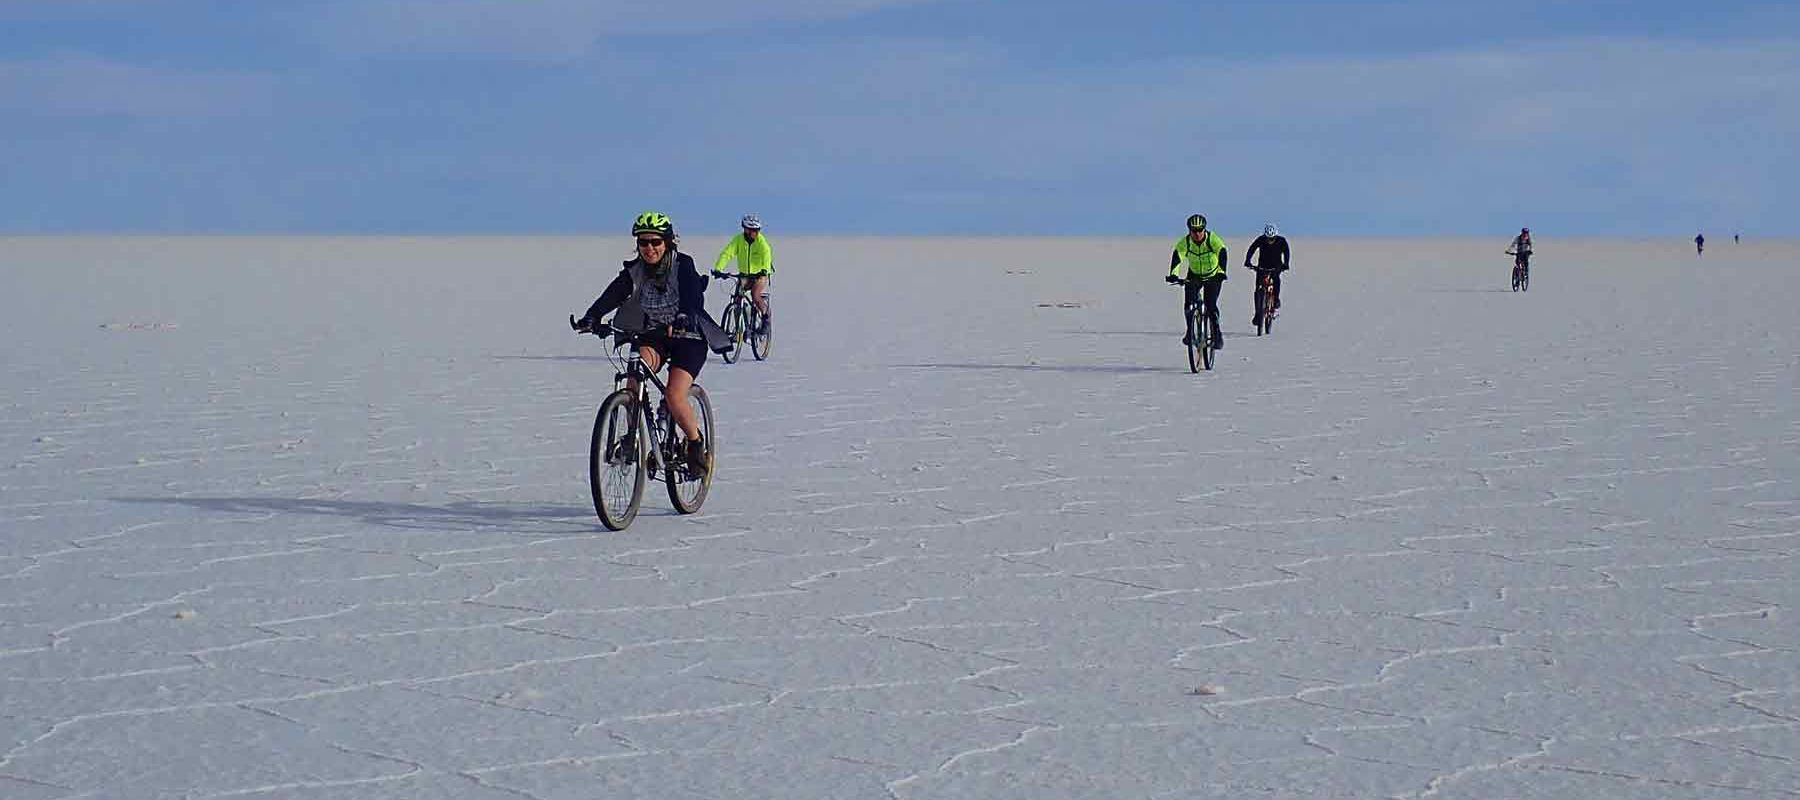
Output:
[570, 314, 613, 337]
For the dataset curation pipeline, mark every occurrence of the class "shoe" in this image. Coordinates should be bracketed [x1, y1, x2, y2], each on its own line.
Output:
[684, 436, 710, 475]
[1251, 314, 1262, 327]
[1211, 336, 1224, 350]
[1181, 333, 1192, 345]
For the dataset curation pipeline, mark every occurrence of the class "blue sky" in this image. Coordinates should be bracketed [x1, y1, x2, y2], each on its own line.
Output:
[2, 1, 1795, 235]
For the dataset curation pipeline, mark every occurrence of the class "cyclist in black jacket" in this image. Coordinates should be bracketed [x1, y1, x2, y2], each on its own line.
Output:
[1245, 223, 1290, 328]
[573, 212, 728, 471]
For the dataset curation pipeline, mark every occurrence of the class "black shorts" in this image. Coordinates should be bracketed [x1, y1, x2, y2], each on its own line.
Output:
[614, 332, 707, 377]
[652, 335, 708, 377]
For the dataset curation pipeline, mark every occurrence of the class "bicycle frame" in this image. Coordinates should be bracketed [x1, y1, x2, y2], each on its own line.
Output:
[609, 339, 676, 476]
[717, 272, 765, 314]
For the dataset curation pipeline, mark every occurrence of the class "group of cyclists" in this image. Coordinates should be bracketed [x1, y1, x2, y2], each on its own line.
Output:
[570, 211, 775, 476]
[1165, 213, 1291, 351]
[570, 210, 1303, 480]
[570, 210, 1608, 522]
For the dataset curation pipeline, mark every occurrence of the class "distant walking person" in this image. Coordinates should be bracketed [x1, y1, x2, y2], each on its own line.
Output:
[1244, 223, 1289, 328]
[713, 214, 774, 333]
[1734, 232, 1740, 244]
[1166, 214, 1229, 351]
[1695, 233, 1705, 256]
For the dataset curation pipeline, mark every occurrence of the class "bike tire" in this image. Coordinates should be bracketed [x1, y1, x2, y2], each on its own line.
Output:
[1521, 270, 1529, 292]
[1186, 302, 1202, 373]
[590, 390, 645, 531]
[1200, 313, 1216, 371]
[665, 384, 715, 514]
[721, 301, 744, 364]
[750, 301, 771, 361]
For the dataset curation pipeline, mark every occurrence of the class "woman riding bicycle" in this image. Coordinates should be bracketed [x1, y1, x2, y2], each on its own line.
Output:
[573, 212, 727, 471]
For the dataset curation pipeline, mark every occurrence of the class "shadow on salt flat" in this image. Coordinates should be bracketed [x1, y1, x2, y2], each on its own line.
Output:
[1049, 329, 1168, 337]
[113, 495, 603, 533]
[1414, 287, 1518, 293]
[492, 354, 614, 363]
[896, 362, 1173, 375]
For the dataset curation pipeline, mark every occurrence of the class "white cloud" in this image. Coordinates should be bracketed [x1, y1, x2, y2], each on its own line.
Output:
[310, 0, 943, 60]
[626, 34, 1799, 231]
[0, 54, 280, 118]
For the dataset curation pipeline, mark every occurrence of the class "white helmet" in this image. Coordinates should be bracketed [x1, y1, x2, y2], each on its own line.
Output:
[1263, 223, 1279, 237]
[740, 213, 763, 231]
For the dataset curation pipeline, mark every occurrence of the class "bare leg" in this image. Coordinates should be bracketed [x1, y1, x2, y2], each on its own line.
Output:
[632, 344, 661, 400]
[751, 275, 769, 318]
[665, 367, 700, 442]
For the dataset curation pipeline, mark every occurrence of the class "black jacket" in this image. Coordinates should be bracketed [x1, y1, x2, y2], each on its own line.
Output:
[1244, 235, 1290, 271]
[581, 251, 731, 353]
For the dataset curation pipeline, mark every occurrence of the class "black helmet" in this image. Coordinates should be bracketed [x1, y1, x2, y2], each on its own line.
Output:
[1186, 214, 1207, 232]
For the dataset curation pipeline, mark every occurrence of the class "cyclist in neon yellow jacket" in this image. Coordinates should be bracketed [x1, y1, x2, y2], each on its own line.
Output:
[1164, 213, 1230, 350]
[712, 214, 774, 333]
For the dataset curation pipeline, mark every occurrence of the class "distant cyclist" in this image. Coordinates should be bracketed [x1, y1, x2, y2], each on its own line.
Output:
[713, 214, 774, 333]
[1507, 227, 1533, 278]
[1695, 233, 1705, 256]
[573, 212, 727, 471]
[1166, 214, 1229, 351]
[1244, 222, 1289, 328]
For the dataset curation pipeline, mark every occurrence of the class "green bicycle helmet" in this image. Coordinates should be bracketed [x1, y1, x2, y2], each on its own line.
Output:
[632, 211, 674, 239]
[1186, 214, 1208, 232]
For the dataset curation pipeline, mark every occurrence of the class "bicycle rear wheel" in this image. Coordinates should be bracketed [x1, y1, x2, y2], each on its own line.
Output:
[665, 385, 715, 514]
[589, 390, 645, 530]
[1521, 268, 1529, 292]
[721, 300, 744, 363]
[749, 298, 771, 361]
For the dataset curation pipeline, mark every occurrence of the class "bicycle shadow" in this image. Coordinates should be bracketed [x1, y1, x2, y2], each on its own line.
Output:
[896, 362, 1176, 375]
[1050, 330, 1168, 337]
[113, 495, 617, 534]
[1415, 288, 1516, 294]
[494, 354, 614, 363]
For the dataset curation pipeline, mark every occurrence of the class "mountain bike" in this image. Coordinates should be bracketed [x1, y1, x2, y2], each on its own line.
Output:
[714, 272, 771, 362]
[1174, 279, 1215, 372]
[1254, 270, 1278, 335]
[570, 317, 715, 530]
[1508, 251, 1530, 292]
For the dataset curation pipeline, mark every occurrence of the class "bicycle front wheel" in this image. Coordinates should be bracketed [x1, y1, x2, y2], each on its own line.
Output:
[750, 299, 772, 361]
[1200, 313, 1216, 371]
[590, 390, 646, 530]
[1186, 303, 1202, 373]
[1257, 283, 1273, 336]
[665, 385, 715, 514]
[721, 301, 744, 364]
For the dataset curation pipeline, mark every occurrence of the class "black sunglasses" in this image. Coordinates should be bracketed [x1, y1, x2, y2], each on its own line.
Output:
[636, 237, 666, 247]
